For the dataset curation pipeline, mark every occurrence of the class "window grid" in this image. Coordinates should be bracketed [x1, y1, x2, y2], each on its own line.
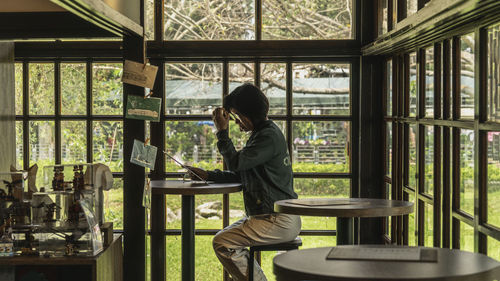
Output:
[384, 27, 500, 258]
[15, 59, 125, 228]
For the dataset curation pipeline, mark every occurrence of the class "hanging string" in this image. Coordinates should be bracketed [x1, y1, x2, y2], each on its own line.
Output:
[142, 28, 154, 98]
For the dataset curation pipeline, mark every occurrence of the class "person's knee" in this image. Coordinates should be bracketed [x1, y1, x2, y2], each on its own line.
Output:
[212, 232, 224, 251]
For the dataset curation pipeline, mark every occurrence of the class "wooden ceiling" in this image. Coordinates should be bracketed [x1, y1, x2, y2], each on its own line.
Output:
[1, 0, 65, 12]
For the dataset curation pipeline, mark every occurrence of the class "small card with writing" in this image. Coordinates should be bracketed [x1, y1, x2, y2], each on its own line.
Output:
[126, 94, 161, 122]
[130, 139, 158, 170]
[122, 60, 158, 89]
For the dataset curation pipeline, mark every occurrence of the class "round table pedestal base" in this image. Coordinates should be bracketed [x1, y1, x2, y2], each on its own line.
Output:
[182, 195, 195, 281]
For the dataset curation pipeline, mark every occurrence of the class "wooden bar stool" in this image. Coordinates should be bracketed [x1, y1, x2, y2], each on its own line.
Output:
[248, 237, 302, 281]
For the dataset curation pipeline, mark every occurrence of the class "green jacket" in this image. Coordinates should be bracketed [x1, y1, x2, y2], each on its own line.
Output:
[207, 120, 297, 216]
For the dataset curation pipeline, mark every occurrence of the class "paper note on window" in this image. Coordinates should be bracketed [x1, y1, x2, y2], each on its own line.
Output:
[126, 94, 161, 122]
[130, 139, 158, 170]
[122, 60, 158, 89]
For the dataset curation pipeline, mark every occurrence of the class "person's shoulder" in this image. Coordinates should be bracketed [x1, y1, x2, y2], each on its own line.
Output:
[256, 121, 280, 135]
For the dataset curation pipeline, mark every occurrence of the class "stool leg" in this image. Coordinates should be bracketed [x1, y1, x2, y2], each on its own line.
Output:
[248, 249, 254, 281]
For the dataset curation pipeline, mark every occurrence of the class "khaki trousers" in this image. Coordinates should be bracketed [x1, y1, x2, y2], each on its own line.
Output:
[212, 213, 301, 281]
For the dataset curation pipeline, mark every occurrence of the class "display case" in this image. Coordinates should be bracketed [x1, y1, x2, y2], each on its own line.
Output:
[0, 163, 112, 257]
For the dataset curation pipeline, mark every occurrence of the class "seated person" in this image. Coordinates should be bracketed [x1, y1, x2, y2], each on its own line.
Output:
[188, 83, 301, 281]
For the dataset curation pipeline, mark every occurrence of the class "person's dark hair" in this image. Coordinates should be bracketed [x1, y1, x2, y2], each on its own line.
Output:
[223, 83, 269, 125]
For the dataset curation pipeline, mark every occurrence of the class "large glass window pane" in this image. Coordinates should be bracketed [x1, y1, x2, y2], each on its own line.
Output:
[263, 0, 353, 40]
[487, 24, 500, 122]
[424, 126, 434, 195]
[145, 0, 154, 40]
[292, 121, 350, 173]
[425, 47, 434, 117]
[165, 121, 224, 172]
[460, 33, 474, 119]
[424, 202, 433, 246]
[460, 222, 474, 252]
[409, 53, 418, 116]
[444, 42, 452, 118]
[295, 178, 350, 199]
[61, 121, 86, 164]
[92, 63, 123, 115]
[166, 194, 182, 230]
[15, 63, 22, 115]
[408, 124, 417, 188]
[29, 121, 55, 187]
[165, 63, 222, 115]
[460, 129, 474, 214]
[29, 63, 54, 115]
[261, 63, 286, 115]
[166, 236, 181, 280]
[165, 236, 224, 280]
[386, 122, 392, 177]
[386, 182, 391, 200]
[387, 59, 392, 116]
[103, 178, 123, 229]
[294, 178, 344, 244]
[164, 0, 254, 40]
[16, 121, 23, 169]
[93, 121, 123, 172]
[488, 237, 500, 261]
[229, 192, 245, 225]
[292, 63, 350, 115]
[378, 0, 388, 36]
[61, 63, 86, 115]
[407, 0, 418, 17]
[408, 192, 416, 246]
[196, 194, 226, 229]
[229, 62, 254, 91]
[487, 131, 500, 228]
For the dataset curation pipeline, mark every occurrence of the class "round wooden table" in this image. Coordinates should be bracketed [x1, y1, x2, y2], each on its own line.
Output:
[151, 180, 242, 281]
[274, 198, 414, 245]
[273, 246, 500, 281]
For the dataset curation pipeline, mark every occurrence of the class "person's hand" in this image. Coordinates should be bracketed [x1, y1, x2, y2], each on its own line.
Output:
[212, 107, 229, 131]
[185, 166, 208, 181]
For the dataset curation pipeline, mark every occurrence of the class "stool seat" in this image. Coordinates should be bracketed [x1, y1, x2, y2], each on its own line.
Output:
[250, 237, 302, 251]
[248, 237, 302, 281]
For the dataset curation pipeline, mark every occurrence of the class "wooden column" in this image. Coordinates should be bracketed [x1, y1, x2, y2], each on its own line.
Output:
[123, 34, 146, 281]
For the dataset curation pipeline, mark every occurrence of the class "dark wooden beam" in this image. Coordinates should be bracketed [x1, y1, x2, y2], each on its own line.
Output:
[0, 12, 117, 39]
[147, 41, 361, 59]
[52, 0, 143, 36]
[363, 0, 500, 55]
[14, 41, 122, 59]
[359, 55, 384, 244]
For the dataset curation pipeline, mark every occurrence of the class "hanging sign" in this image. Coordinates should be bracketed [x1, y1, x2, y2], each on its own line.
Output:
[126, 94, 161, 122]
[122, 60, 158, 89]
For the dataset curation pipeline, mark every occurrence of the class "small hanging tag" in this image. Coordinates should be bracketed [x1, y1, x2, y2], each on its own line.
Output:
[142, 178, 151, 209]
[126, 94, 161, 122]
[130, 139, 158, 170]
[122, 59, 158, 89]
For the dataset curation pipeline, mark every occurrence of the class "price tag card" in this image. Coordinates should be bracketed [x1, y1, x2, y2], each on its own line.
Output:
[126, 94, 161, 122]
[122, 59, 158, 89]
[130, 139, 158, 170]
